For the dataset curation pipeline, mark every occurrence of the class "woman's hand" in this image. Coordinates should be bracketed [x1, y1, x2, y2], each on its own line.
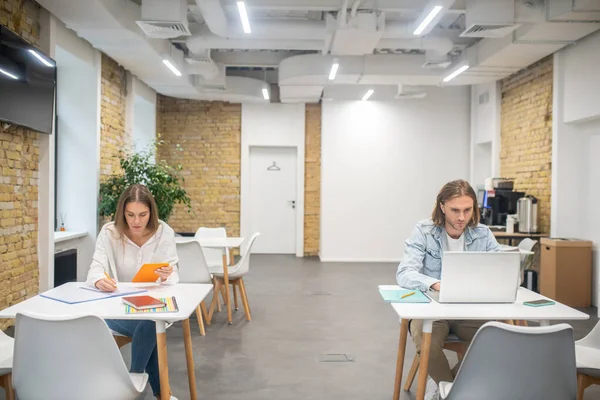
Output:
[155, 265, 174, 282]
[95, 278, 117, 292]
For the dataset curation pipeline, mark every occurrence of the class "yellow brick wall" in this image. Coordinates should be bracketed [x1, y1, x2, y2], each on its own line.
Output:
[500, 56, 553, 234]
[100, 53, 129, 180]
[156, 97, 241, 236]
[304, 104, 321, 256]
[0, 0, 41, 329]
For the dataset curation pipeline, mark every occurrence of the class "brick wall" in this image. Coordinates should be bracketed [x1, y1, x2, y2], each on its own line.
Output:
[500, 56, 553, 234]
[157, 97, 241, 235]
[304, 104, 321, 256]
[0, 0, 41, 329]
[100, 53, 129, 180]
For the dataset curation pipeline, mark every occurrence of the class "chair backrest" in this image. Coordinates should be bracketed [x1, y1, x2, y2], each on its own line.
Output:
[232, 232, 260, 276]
[577, 320, 600, 348]
[0, 330, 14, 371]
[447, 322, 577, 400]
[176, 240, 213, 284]
[13, 313, 144, 400]
[195, 227, 229, 267]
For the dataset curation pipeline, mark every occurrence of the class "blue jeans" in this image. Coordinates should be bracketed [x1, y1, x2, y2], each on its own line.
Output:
[106, 319, 160, 396]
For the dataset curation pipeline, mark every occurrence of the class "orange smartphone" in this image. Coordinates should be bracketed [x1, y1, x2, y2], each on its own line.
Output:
[132, 263, 169, 283]
[122, 295, 166, 310]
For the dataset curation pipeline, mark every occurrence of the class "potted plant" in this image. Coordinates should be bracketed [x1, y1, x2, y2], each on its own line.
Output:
[98, 141, 191, 223]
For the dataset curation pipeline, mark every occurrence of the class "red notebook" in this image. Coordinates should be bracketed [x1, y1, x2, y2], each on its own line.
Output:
[121, 295, 166, 310]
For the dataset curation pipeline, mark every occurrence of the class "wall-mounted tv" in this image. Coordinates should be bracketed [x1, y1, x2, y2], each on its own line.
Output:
[0, 24, 56, 134]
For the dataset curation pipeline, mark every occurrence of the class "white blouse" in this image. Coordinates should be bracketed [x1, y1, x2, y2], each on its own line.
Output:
[86, 220, 179, 287]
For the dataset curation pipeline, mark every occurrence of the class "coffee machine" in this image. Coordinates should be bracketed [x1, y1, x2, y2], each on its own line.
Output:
[483, 189, 525, 226]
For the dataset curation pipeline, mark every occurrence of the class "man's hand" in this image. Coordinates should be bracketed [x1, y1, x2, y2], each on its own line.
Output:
[430, 282, 441, 291]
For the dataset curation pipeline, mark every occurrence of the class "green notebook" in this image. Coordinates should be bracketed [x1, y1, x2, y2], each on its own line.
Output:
[378, 287, 431, 303]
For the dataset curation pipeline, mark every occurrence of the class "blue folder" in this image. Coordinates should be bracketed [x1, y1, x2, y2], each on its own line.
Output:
[379, 288, 431, 303]
[40, 284, 148, 305]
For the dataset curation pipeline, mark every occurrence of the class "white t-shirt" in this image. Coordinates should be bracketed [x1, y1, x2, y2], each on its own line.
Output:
[443, 232, 465, 252]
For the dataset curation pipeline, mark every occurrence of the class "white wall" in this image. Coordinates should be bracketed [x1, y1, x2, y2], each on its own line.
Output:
[54, 17, 101, 281]
[240, 103, 305, 256]
[469, 81, 501, 188]
[128, 75, 157, 156]
[320, 87, 471, 262]
[552, 30, 600, 309]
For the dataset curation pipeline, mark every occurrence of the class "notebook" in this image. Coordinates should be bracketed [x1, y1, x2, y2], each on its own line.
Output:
[41, 284, 147, 305]
[124, 296, 179, 314]
[121, 295, 166, 310]
[132, 263, 169, 283]
[378, 285, 431, 303]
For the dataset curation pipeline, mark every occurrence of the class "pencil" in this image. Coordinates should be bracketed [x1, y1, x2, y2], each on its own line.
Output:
[401, 291, 416, 299]
[104, 271, 117, 287]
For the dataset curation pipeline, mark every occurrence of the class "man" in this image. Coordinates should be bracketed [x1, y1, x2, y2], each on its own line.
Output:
[396, 179, 501, 400]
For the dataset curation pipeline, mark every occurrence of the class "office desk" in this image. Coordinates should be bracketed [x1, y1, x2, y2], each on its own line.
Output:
[0, 282, 213, 400]
[384, 286, 589, 400]
[493, 231, 548, 246]
[176, 236, 245, 324]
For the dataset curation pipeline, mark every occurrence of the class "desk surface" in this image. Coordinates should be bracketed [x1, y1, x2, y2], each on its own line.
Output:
[383, 286, 589, 321]
[493, 232, 548, 238]
[0, 283, 213, 321]
[175, 237, 245, 248]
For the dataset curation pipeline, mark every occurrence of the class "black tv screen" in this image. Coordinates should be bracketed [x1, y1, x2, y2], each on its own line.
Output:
[0, 25, 56, 134]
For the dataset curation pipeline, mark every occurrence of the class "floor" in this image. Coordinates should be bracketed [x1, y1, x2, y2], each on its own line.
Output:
[3, 255, 597, 399]
[123, 254, 600, 400]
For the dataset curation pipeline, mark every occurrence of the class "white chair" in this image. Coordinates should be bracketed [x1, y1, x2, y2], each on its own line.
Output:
[176, 239, 214, 336]
[518, 238, 538, 269]
[439, 322, 577, 400]
[13, 313, 148, 400]
[575, 321, 600, 400]
[195, 227, 230, 270]
[210, 232, 260, 323]
[0, 331, 14, 400]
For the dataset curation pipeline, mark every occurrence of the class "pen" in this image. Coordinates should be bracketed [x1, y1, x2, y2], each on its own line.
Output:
[401, 291, 416, 299]
[104, 271, 117, 287]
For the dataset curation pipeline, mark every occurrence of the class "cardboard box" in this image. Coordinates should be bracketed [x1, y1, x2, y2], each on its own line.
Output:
[540, 238, 592, 307]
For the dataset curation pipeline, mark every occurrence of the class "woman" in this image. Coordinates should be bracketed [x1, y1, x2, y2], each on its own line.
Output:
[86, 184, 179, 400]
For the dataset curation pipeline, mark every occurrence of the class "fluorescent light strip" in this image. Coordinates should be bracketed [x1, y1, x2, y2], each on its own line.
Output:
[443, 65, 469, 82]
[162, 59, 182, 77]
[262, 88, 270, 100]
[28, 49, 54, 67]
[328, 62, 339, 80]
[237, 1, 252, 34]
[413, 5, 443, 35]
[362, 89, 374, 101]
[0, 68, 18, 80]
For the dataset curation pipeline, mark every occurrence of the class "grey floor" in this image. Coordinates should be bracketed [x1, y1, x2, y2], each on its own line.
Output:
[117, 255, 600, 400]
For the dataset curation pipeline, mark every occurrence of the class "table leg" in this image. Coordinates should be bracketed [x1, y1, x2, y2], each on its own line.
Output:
[156, 321, 171, 400]
[393, 319, 409, 400]
[182, 318, 198, 400]
[222, 253, 233, 324]
[416, 319, 433, 400]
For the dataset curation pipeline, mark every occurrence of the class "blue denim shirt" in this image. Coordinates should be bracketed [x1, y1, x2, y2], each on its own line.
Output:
[396, 219, 501, 292]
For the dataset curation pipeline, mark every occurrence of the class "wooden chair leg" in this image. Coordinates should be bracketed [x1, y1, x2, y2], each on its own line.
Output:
[404, 354, 420, 391]
[200, 301, 210, 326]
[0, 373, 15, 400]
[195, 305, 206, 336]
[238, 278, 251, 321]
[212, 277, 222, 312]
[232, 280, 239, 311]
[208, 279, 223, 323]
[113, 335, 132, 349]
[578, 373, 587, 400]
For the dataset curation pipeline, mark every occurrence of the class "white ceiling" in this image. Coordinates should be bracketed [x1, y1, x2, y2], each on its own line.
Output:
[36, 0, 600, 103]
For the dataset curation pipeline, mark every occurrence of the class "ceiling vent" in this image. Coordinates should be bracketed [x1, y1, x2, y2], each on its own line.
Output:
[460, 0, 520, 38]
[136, 0, 191, 39]
[422, 52, 452, 69]
[395, 84, 427, 100]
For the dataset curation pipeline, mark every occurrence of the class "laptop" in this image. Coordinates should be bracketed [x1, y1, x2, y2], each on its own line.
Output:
[427, 251, 521, 303]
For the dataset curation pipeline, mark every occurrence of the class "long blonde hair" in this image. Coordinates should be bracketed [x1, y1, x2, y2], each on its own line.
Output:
[431, 180, 480, 227]
[113, 184, 159, 236]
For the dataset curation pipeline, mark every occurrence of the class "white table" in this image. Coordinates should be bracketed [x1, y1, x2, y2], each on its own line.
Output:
[383, 286, 590, 400]
[176, 236, 245, 324]
[0, 282, 213, 400]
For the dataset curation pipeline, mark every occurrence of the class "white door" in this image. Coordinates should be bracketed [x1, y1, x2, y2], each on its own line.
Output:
[249, 146, 297, 253]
